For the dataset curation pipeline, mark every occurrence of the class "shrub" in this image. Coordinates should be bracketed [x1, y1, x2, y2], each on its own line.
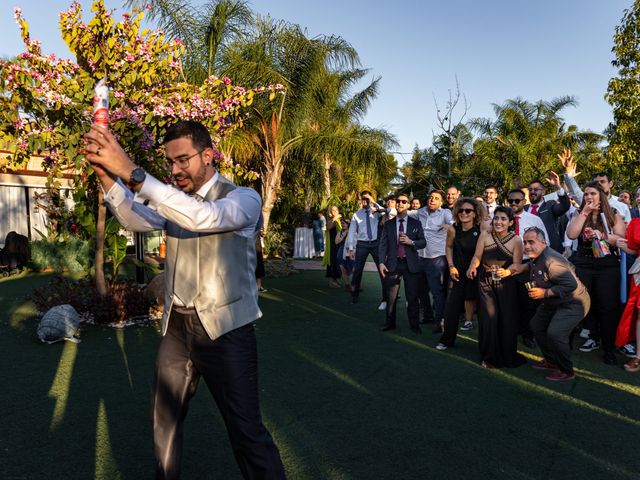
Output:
[30, 239, 93, 273]
[264, 223, 292, 258]
[31, 276, 150, 325]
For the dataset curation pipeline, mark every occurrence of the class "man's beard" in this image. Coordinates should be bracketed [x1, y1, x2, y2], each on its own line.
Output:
[174, 162, 208, 194]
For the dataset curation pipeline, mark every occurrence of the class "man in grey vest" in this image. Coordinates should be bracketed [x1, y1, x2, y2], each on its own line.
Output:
[84, 121, 285, 480]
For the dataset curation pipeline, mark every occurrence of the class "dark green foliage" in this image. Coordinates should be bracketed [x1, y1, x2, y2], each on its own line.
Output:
[30, 238, 93, 274]
[30, 276, 149, 324]
[606, 0, 640, 188]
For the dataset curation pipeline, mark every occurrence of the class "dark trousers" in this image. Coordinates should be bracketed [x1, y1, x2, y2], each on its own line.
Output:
[421, 255, 448, 321]
[384, 258, 421, 328]
[351, 241, 383, 299]
[574, 261, 620, 353]
[531, 300, 589, 373]
[418, 274, 434, 323]
[515, 271, 536, 340]
[440, 277, 474, 346]
[152, 311, 286, 480]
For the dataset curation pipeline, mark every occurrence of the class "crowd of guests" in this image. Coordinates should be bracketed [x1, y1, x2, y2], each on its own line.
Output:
[320, 148, 640, 380]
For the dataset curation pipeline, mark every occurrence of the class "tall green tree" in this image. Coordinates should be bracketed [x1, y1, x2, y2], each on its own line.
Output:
[606, 0, 640, 187]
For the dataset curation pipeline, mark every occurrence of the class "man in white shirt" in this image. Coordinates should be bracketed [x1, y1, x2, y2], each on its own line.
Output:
[408, 190, 453, 332]
[525, 175, 570, 253]
[445, 186, 460, 210]
[507, 188, 549, 349]
[346, 191, 387, 305]
[84, 121, 285, 479]
[484, 185, 499, 218]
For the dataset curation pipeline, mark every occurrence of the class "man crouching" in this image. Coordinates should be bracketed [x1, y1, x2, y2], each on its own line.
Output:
[521, 227, 590, 381]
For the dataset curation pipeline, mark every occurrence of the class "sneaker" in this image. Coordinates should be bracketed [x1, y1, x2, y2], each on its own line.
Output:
[258, 286, 268, 293]
[619, 343, 637, 358]
[460, 321, 473, 331]
[579, 339, 600, 352]
[545, 370, 575, 381]
[624, 357, 640, 372]
[531, 359, 559, 370]
[378, 301, 387, 311]
[579, 328, 591, 339]
[435, 343, 448, 351]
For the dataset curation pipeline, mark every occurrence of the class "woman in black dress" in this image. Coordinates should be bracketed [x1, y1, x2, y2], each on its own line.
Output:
[437, 198, 484, 350]
[566, 181, 626, 364]
[467, 206, 526, 368]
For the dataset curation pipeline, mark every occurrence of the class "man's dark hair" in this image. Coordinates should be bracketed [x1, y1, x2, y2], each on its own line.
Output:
[429, 189, 445, 201]
[360, 190, 372, 197]
[396, 193, 409, 201]
[385, 194, 396, 201]
[164, 121, 213, 150]
[484, 185, 498, 192]
[528, 179, 545, 189]
[592, 172, 612, 182]
[508, 188, 526, 198]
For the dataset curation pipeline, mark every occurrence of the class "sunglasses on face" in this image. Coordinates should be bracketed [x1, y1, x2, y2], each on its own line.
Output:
[507, 198, 523, 204]
[397, 199, 410, 204]
[458, 208, 474, 214]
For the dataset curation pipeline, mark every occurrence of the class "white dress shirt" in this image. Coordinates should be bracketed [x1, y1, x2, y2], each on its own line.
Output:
[408, 207, 453, 258]
[485, 202, 498, 218]
[103, 171, 261, 239]
[345, 203, 384, 251]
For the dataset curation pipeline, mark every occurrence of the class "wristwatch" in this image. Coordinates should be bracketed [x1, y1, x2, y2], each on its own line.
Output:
[127, 167, 146, 189]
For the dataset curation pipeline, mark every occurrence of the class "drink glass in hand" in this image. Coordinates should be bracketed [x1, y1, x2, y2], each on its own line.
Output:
[491, 265, 501, 282]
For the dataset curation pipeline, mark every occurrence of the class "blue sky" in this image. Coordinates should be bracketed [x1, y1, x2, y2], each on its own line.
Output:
[0, 1, 632, 163]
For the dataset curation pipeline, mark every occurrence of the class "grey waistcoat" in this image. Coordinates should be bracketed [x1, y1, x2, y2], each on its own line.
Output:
[162, 176, 261, 340]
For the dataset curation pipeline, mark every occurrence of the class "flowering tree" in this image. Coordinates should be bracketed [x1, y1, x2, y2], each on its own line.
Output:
[0, 1, 279, 295]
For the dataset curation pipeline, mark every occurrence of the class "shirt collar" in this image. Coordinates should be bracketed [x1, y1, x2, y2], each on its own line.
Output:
[195, 171, 219, 199]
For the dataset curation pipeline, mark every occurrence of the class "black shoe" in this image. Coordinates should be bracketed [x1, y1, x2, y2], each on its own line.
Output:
[603, 351, 617, 365]
[522, 337, 537, 349]
[350, 296, 359, 304]
[381, 325, 396, 332]
[411, 326, 423, 334]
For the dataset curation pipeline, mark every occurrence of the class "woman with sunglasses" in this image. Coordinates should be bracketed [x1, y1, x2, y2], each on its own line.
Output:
[467, 206, 527, 368]
[436, 198, 485, 350]
[566, 181, 626, 365]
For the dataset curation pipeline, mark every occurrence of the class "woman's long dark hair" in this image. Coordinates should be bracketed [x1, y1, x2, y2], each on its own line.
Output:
[579, 181, 617, 233]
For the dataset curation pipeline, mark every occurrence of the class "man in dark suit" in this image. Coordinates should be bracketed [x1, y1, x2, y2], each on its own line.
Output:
[378, 193, 427, 333]
[525, 175, 570, 252]
[521, 227, 590, 381]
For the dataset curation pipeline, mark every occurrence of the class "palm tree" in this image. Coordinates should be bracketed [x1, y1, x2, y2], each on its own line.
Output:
[466, 96, 604, 192]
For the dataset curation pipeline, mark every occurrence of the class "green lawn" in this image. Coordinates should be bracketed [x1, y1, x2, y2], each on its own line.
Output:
[1, 270, 639, 479]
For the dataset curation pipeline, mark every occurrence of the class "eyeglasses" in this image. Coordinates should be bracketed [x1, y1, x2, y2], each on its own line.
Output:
[167, 150, 204, 169]
[397, 199, 410, 204]
[458, 208, 474, 214]
[507, 198, 523, 204]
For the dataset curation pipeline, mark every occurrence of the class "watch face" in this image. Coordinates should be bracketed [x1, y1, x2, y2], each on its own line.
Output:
[131, 168, 146, 184]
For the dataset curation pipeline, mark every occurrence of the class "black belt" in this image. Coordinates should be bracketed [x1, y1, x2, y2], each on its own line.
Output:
[358, 240, 378, 244]
[397, 257, 407, 261]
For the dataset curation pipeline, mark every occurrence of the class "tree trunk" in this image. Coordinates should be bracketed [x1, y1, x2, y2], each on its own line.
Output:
[94, 191, 107, 297]
[322, 154, 332, 203]
[260, 159, 284, 231]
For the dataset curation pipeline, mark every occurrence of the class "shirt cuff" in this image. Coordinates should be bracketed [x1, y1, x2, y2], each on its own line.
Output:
[556, 188, 566, 196]
[103, 179, 130, 207]
[134, 174, 170, 209]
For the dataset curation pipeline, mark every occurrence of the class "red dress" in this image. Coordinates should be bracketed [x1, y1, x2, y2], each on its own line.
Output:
[616, 218, 640, 346]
